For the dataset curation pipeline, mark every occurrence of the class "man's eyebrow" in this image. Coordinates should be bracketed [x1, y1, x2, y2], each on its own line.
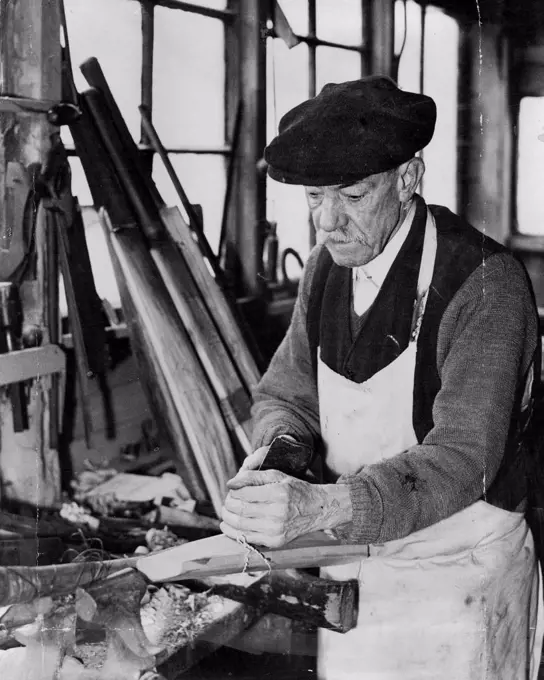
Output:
[339, 183, 371, 191]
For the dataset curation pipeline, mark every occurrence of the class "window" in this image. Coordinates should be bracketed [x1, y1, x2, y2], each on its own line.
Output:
[266, 1, 369, 265]
[62, 0, 233, 312]
[394, 1, 460, 212]
[516, 97, 544, 235]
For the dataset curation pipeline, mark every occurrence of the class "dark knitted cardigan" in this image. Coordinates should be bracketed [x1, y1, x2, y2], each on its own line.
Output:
[251, 196, 539, 544]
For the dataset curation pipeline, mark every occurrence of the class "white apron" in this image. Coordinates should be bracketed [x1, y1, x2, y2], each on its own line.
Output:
[317, 209, 544, 680]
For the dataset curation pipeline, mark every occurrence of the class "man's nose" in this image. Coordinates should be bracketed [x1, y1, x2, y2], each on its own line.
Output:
[318, 196, 347, 232]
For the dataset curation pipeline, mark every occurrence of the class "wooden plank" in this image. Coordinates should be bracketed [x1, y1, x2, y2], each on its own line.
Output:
[0, 345, 65, 386]
[149, 241, 252, 455]
[137, 531, 369, 583]
[0, 0, 62, 507]
[161, 206, 261, 394]
[100, 209, 237, 516]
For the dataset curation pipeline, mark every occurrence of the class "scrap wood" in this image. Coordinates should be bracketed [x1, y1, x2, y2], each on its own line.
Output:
[102, 220, 208, 504]
[98, 209, 237, 516]
[161, 204, 261, 396]
[84, 85, 251, 465]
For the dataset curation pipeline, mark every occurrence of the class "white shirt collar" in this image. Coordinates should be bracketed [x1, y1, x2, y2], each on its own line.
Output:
[353, 199, 417, 289]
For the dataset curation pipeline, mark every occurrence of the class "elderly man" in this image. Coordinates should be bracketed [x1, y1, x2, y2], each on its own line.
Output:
[220, 76, 543, 678]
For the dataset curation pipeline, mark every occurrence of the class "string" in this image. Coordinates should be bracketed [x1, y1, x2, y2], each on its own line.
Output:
[236, 534, 271, 575]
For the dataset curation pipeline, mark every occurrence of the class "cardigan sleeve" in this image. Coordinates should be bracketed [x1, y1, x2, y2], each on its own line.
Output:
[250, 246, 324, 450]
[333, 253, 539, 544]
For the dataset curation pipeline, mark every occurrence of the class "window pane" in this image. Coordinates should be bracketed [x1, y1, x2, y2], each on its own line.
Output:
[267, 179, 311, 264]
[316, 0, 363, 46]
[153, 154, 226, 251]
[69, 157, 93, 207]
[396, 0, 422, 93]
[59, 207, 122, 316]
[316, 46, 361, 93]
[421, 6, 459, 211]
[64, 0, 142, 141]
[267, 39, 309, 142]
[277, 0, 309, 35]
[153, 10, 225, 147]
[517, 98, 544, 235]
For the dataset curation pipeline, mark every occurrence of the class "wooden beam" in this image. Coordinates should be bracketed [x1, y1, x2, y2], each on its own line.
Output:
[0, 345, 65, 386]
[0, 0, 62, 507]
[370, 0, 395, 77]
[235, 0, 267, 297]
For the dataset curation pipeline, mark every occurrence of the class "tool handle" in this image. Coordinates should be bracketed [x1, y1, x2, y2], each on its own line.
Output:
[260, 435, 313, 479]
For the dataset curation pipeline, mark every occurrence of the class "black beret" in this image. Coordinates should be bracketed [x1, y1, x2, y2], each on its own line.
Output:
[264, 76, 437, 186]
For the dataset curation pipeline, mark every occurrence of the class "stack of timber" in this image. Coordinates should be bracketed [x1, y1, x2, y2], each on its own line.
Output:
[68, 59, 261, 517]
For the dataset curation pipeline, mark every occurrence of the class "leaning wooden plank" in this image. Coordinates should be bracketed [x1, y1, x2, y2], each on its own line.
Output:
[99, 209, 237, 516]
[149, 241, 252, 456]
[161, 206, 261, 395]
[81, 87, 253, 458]
[102, 221, 208, 503]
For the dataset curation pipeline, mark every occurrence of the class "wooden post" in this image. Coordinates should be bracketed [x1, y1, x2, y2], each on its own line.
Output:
[370, 0, 394, 77]
[234, 0, 267, 298]
[461, 20, 512, 244]
[0, 0, 62, 506]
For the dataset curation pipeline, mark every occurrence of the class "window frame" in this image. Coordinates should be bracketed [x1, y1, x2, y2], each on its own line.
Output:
[264, 1, 371, 254]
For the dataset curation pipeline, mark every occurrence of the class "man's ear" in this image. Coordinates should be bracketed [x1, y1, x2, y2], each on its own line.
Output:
[397, 157, 425, 201]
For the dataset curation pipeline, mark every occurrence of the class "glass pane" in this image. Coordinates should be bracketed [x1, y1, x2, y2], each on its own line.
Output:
[277, 0, 309, 36]
[59, 207, 121, 316]
[153, 9, 225, 147]
[316, 0, 363, 46]
[421, 6, 459, 211]
[69, 157, 93, 207]
[316, 46, 361, 93]
[517, 98, 544, 235]
[153, 153, 226, 251]
[267, 39, 309, 142]
[396, 0, 422, 94]
[64, 0, 142, 140]
[267, 179, 311, 265]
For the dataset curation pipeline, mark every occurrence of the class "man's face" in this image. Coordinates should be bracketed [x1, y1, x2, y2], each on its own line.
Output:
[305, 168, 404, 268]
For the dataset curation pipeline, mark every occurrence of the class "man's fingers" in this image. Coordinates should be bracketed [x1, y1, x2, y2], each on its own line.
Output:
[221, 507, 276, 533]
[220, 521, 283, 549]
[223, 491, 264, 517]
[227, 469, 286, 490]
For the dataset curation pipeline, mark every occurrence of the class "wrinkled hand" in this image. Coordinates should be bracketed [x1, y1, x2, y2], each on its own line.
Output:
[221, 469, 350, 548]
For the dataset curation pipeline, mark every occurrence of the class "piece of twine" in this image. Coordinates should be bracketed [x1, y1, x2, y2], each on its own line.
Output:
[236, 533, 271, 575]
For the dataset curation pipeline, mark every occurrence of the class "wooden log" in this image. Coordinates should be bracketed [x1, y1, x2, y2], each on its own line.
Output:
[99, 209, 237, 516]
[194, 568, 358, 633]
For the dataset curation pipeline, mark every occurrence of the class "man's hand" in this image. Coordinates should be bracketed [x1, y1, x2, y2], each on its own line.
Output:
[220, 469, 352, 548]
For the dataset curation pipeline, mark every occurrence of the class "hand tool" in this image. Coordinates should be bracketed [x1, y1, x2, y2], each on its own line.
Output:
[259, 434, 313, 479]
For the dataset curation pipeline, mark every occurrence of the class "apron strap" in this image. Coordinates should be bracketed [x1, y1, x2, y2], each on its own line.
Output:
[410, 209, 437, 342]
